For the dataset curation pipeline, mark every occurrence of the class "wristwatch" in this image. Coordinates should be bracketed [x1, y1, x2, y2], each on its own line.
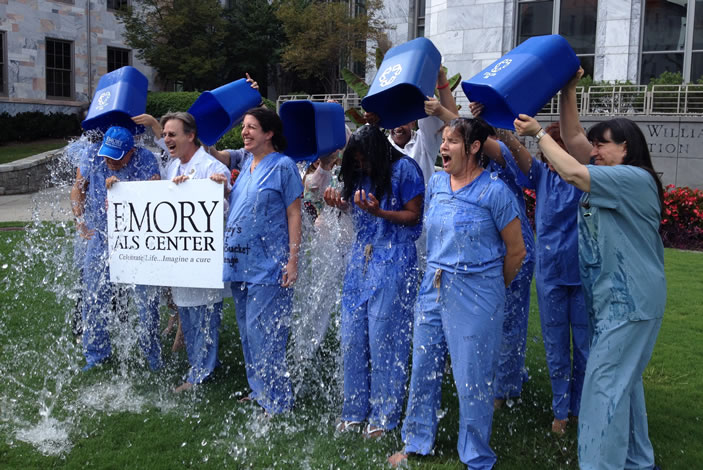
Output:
[535, 128, 546, 143]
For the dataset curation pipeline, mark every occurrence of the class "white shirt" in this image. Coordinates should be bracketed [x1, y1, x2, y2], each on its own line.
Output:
[388, 115, 444, 187]
[165, 146, 231, 307]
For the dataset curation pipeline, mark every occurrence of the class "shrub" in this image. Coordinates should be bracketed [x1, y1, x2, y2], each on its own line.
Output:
[660, 185, 703, 251]
[0, 111, 81, 144]
[145, 91, 201, 118]
[523, 188, 536, 231]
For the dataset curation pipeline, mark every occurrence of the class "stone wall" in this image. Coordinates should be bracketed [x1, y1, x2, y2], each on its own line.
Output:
[0, 0, 160, 115]
[0, 150, 59, 195]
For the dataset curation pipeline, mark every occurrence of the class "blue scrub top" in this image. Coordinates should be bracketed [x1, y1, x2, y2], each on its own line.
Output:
[80, 144, 160, 236]
[349, 156, 425, 246]
[487, 141, 535, 265]
[223, 152, 303, 285]
[424, 170, 519, 276]
[578, 164, 666, 322]
[520, 157, 583, 285]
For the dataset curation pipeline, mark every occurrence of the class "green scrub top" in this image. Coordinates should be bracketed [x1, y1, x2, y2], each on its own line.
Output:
[578, 164, 666, 322]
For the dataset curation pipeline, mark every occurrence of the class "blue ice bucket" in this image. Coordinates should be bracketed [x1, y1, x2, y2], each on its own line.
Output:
[279, 101, 347, 163]
[462, 35, 580, 129]
[82, 66, 148, 133]
[188, 79, 262, 146]
[361, 37, 441, 129]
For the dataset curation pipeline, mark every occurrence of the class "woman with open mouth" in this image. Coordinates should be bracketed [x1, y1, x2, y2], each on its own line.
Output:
[390, 117, 526, 469]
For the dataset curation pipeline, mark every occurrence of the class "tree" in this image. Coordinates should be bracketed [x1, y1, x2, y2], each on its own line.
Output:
[276, 0, 388, 94]
[116, 0, 229, 91]
[222, 0, 285, 94]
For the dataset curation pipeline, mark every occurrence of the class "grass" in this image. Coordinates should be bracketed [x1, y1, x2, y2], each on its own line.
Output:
[0, 139, 67, 165]
[0, 224, 701, 469]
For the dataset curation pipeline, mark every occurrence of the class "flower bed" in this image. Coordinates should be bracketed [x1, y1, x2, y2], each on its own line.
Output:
[660, 184, 703, 251]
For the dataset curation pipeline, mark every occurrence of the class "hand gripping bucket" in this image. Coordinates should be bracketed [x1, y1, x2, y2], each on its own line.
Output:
[187, 79, 262, 146]
[279, 101, 347, 163]
[462, 34, 580, 129]
[82, 66, 148, 133]
[361, 37, 442, 129]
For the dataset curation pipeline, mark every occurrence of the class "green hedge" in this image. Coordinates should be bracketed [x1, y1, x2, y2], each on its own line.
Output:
[0, 112, 81, 145]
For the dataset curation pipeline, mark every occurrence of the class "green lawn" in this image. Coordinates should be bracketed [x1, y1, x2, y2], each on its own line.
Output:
[0, 224, 700, 469]
[0, 139, 67, 165]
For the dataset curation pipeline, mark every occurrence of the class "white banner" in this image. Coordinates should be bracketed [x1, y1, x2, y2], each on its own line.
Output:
[107, 179, 225, 289]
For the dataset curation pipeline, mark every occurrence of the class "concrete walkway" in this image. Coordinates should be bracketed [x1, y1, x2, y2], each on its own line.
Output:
[0, 186, 72, 223]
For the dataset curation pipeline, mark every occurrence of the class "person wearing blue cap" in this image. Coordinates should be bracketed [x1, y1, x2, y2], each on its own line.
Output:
[323, 125, 424, 439]
[159, 111, 231, 393]
[473, 96, 590, 433]
[223, 106, 303, 415]
[70, 125, 163, 371]
[515, 84, 666, 469]
[389, 117, 526, 469]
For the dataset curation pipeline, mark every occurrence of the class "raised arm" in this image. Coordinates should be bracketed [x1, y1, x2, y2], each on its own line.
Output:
[494, 128, 533, 176]
[559, 67, 592, 164]
[437, 67, 459, 117]
[514, 114, 591, 192]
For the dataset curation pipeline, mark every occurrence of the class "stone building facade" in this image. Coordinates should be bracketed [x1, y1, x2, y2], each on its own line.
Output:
[0, 0, 159, 116]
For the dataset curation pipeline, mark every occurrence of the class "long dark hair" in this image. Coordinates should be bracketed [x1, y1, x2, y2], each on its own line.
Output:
[587, 118, 664, 215]
[339, 125, 402, 202]
[244, 107, 287, 152]
[446, 117, 492, 167]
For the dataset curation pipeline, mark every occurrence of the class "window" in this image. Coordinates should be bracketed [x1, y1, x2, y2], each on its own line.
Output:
[107, 47, 131, 72]
[0, 32, 7, 97]
[516, 0, 598, 78]
[641, 0, 703, 83]
[107, 0, 129, 11]
[46, 38, 73, 99]
[415, 0, 426, 38]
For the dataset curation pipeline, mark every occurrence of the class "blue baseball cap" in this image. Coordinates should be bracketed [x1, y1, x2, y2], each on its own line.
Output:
[98, 126, 134, 160]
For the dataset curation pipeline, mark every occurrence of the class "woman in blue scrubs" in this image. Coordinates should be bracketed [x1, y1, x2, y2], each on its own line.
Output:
[223, 107, 303, 415]
[515, 112, 666, 470]
[389, 117, 526, 469]
[323, 125, 424, 438]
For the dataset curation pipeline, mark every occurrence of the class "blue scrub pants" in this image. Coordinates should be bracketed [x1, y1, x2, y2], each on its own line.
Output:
[578, 317, 662, 470]
[81, 255, 162, 370]
[536, 280, 589, 419]
[401, 269, 505, 469]
[340, 244, 418, 430]
[231, 282, 294, 414]
[179, 302, 223, 384]
[494, 258, 534, 399]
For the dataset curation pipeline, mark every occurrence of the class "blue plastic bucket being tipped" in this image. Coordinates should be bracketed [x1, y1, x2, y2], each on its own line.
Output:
[279, 101, 347, 163]
[462, 34, 580, 129]
[82, 66, 148, 133]
[188, 79, 262, 146]
[361, 37, 441, 129]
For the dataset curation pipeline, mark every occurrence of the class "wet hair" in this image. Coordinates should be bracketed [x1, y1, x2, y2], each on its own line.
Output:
[160, 111, 201, 147]
[244, 107, 287, 152]
[445, 117, 492, 167]
[339, 125, 402, 202]
[587, 118, 664, 215]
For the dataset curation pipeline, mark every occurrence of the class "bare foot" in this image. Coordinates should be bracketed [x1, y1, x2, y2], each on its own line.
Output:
[238, 395, 252, 403]
[494, 398, 505, 410]
[173, 382, 193, 393]
[388, 451, 408, 467]
[551, 418, 568, 434]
